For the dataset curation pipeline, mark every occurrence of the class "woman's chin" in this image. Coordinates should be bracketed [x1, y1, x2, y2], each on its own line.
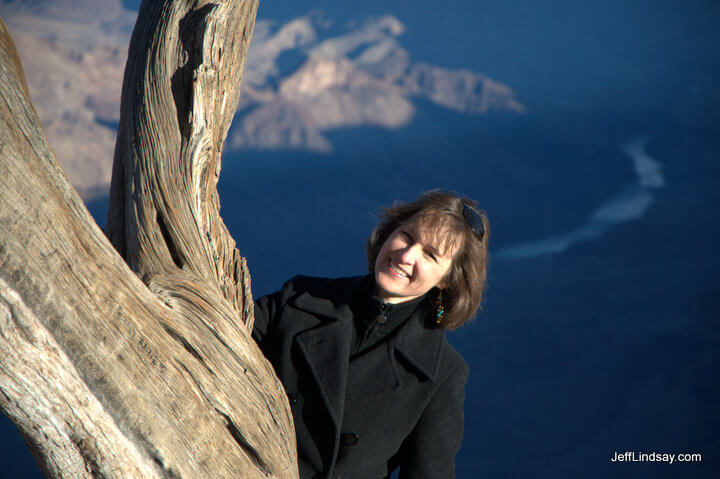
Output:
[376, 273, 416, 301]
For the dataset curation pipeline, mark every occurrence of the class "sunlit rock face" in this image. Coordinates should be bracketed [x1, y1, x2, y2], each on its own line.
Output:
[230, 14, 524, 153]
[1, 2, 524, 198]
[0, 0, 133, 199]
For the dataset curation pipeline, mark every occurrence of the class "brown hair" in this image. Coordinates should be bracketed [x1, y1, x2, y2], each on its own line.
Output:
[366, 190, 490, 329]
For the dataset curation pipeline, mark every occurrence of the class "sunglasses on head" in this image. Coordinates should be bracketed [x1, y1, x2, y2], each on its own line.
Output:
[462, 204, 485, 241]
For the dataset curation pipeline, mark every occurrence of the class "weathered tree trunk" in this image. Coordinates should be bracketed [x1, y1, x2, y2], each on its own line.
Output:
[0, 0, 298, 477]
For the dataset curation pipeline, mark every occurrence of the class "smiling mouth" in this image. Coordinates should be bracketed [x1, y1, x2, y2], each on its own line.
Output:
[388, 259, 410, 279]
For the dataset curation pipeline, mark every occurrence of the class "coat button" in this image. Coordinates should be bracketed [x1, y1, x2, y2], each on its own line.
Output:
[287, 392, 297, 406]
[341, 432, 359, 446]
[377, 304, 387, 323]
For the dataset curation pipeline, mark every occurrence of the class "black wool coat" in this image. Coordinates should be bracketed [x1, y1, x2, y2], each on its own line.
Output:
[253, 275, 469, 479]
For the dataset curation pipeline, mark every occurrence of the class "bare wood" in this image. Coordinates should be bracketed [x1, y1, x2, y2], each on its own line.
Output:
[0, 280, 161, 479]
[0, 1, 298, 476]
[107, 0, 256, 329]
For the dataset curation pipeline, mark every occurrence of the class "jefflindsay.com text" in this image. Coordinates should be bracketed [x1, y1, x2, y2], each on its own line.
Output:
[611, 451, 702, 464]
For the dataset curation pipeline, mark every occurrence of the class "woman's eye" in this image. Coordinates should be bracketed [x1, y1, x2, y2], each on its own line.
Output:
[401, 231, 413, 242]
[425, 250, 437, 261]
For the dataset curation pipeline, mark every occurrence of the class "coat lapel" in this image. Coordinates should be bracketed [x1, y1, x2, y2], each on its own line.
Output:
[346, 310, 446, 402]
[288, 274, 446, 478]
[292, 289, 354, 429]
[391, 312, 445, 382]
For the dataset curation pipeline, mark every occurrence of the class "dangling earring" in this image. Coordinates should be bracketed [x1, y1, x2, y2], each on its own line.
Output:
[435, 290, 445, 324]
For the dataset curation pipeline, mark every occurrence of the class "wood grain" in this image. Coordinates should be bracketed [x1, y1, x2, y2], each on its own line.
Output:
[0, 1, 298, 476]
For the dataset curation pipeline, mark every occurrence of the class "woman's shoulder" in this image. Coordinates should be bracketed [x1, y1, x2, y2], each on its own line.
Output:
[433, 330, 470, 384]
[276, 274, 369, 301]
[441, 339, 470, 378]
[391, 308, 469, 386]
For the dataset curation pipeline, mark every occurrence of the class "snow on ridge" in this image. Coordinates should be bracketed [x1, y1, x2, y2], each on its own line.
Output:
[495, 136, 664, 260]
[622, 136, 665, 188]
[308, 15, 405, 61]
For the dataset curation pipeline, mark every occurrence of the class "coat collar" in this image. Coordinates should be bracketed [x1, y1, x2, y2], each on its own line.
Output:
[391, 312, 445, 382]
[288, 275, 446, 474]
[291, 275, 445, 383]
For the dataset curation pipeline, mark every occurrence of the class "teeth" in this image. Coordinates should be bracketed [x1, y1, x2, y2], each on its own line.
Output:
[389, 261, 409, 278]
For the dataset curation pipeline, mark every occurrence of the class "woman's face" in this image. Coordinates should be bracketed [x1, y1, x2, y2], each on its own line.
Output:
[374, 216, 456, 304]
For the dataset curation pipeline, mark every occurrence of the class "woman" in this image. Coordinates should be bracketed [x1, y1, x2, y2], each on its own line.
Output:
[253, 190, 489, 479]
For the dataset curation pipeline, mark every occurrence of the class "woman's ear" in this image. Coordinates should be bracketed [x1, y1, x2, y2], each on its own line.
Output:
[435, 272, 449, 290]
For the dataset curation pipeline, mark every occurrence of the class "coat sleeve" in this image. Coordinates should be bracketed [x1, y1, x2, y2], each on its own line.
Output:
[399, 360, 469, 479]
[252, 276, 297, 346]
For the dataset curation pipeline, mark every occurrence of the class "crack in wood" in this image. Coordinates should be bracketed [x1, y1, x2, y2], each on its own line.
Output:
[161, 323, 214, 376]
[220, 410, 272, 477]
[175, 360, 272, 476]
[172, 4, 218, 139]
[156, 210, 184, 269]
[71, 434, 107, 479]
[149, 451, 182, 479]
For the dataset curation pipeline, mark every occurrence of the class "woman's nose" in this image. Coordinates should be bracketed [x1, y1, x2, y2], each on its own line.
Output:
[399, 244, 421, 264]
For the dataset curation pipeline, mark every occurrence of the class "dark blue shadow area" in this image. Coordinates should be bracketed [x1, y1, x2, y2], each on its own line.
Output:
[446, 121, 720, 478]
[96, 118, 119, 132]
[0, 415, 42, 479]
[121, 0, 141, 11]
[218, 108, 720, 478]
[85, 195, 109, 229]
[276, 49, 308, 77]
[220, 101, 636, 297]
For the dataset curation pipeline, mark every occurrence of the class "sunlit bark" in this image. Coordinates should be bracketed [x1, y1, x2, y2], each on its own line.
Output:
[0, 1, 297, 477]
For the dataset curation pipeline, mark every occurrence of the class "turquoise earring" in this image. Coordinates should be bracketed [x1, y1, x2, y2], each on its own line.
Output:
[435, 290, 445, 324]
